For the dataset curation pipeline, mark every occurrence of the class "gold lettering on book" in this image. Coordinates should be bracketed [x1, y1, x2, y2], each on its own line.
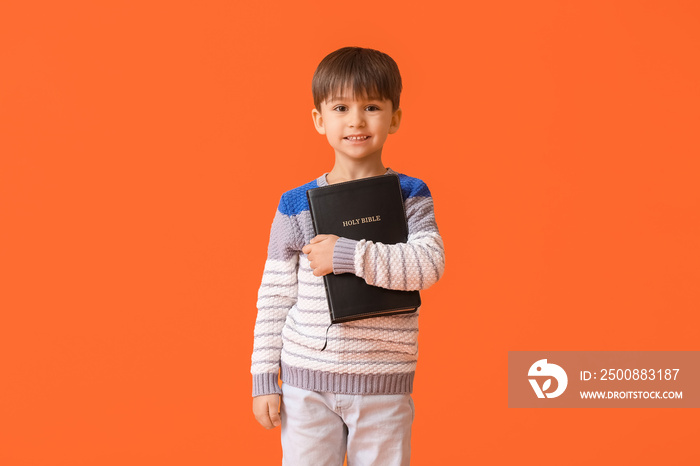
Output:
[342, 215, 381, 227]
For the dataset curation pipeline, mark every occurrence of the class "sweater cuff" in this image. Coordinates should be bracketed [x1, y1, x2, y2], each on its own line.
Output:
[332, 237, 358, 275]
[252, 372, 282, 397]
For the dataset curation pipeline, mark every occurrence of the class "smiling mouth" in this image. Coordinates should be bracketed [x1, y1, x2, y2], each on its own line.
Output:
[344, 136, 370, 141]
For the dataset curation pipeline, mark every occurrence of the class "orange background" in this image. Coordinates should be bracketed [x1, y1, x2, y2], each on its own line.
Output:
[1, 1, 699, 464]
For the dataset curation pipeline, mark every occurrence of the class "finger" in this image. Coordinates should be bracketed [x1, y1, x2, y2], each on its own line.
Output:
[310, 235, 328, 244]
[302, 244, 311, 254]
[254, 410, 273, 429]
[268, 400, 281, 428]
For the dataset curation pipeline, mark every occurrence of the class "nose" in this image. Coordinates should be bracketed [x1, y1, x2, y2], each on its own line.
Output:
[347, 108, 366, 128]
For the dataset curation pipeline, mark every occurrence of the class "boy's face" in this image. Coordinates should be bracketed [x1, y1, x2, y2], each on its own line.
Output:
[311, 90, 402, 163]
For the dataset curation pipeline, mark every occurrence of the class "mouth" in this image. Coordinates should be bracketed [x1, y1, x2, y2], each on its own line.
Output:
[344, 135, 370, 142]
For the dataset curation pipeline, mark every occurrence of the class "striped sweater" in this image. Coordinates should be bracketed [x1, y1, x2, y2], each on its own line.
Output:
[251, 168, 445, 396]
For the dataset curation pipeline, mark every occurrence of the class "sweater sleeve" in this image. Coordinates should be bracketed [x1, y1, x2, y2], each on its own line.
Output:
[251, 195, 301, 396]
[332, 180, 445, 291]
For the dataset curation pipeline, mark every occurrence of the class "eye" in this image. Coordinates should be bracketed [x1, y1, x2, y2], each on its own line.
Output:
[365, 105, 380, 111]
[333, 105, 348, 112]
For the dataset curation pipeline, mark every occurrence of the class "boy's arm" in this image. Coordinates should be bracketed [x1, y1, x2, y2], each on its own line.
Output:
[331, 180, 445, 291]
[251, 195, 301, 397]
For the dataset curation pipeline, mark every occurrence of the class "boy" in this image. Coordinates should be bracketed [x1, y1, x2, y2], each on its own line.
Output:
[251, 46, 445, 465]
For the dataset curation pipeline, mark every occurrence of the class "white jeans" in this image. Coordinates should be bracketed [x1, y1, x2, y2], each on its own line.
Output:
[280, 383, 414, 466]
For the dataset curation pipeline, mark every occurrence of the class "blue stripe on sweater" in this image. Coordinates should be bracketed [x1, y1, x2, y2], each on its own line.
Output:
[278, 179, 319, 216]
[396, 173, 431, 200]
[278, 174, 431, 216]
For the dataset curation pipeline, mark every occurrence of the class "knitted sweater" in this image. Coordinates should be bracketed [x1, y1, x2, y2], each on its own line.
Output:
[251, 168, 445, 396]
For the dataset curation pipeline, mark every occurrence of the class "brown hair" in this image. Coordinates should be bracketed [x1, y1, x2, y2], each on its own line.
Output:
[312, 47, 402, 111]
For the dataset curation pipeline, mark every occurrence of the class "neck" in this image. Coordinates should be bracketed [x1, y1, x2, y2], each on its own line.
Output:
[327, 154, 387, 184]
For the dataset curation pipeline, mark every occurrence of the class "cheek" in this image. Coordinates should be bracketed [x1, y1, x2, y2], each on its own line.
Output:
[326, 123, 344, 137]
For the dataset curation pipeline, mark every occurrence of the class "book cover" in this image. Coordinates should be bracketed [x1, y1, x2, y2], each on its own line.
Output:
[306, 174, 421, 323]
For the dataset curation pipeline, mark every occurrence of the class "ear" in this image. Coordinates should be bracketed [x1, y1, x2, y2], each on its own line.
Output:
[388, 107, 402, 134]
[311, 108, 326, 135]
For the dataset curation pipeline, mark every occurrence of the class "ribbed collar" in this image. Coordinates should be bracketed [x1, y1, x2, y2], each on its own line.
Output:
[316, 167, 396, 187]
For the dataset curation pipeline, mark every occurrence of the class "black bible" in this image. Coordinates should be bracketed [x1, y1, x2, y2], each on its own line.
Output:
[306, 174, 421, 323]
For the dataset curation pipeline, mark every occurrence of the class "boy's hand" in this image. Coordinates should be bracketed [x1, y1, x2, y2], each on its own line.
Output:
[253, 394, 281, 429]
[302, 234, 339, 277]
